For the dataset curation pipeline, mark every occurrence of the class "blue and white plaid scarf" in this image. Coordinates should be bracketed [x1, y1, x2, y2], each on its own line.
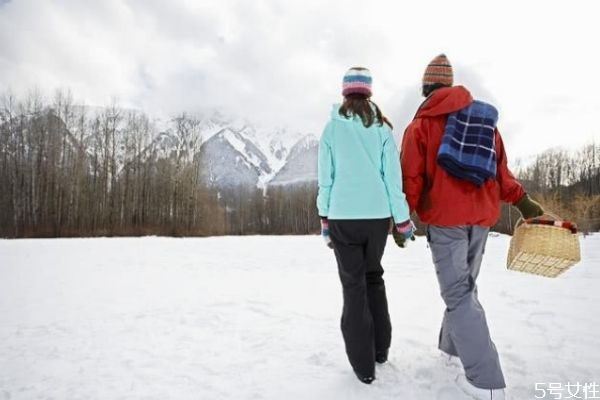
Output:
[437, 100, 499, 186]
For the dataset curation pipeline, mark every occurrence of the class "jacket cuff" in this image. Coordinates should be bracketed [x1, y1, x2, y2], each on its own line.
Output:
[514, 192, 528, 206]
[395, 219, 412, 233]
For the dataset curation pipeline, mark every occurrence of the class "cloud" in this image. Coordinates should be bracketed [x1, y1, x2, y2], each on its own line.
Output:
[1, 0, 599, 160]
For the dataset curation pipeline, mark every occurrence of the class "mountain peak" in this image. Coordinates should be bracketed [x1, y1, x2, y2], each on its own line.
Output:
[199, 125, 317, 189]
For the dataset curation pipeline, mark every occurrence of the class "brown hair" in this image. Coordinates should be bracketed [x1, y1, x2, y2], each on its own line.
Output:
[422, 83, 448, 98]
[339, 94, 393, 129]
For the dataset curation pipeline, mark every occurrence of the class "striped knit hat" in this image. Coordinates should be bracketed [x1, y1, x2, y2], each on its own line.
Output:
[342, 67, 372, 97]
[422, 54, 453, 87]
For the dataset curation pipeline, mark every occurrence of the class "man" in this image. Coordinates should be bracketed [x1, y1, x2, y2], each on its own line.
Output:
[397, 54, 543, 399]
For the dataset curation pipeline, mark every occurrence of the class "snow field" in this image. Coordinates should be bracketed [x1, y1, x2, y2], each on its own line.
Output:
[0, 234, 599, 399]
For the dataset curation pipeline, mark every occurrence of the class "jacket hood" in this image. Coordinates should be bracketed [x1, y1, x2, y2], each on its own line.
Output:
[415, 85, 473, 118]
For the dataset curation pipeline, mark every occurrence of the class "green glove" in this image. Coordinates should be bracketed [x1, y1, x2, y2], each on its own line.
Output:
[515, 193, 544, 219]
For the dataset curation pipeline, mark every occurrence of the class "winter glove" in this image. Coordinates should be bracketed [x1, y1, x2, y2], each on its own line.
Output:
[392, 219, 416, 248]
[320, 217, 334, 249]
[515, 193, 544, 219]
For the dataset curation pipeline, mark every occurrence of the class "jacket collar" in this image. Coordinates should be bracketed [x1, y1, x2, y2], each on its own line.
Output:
[415, 86, 473, 118]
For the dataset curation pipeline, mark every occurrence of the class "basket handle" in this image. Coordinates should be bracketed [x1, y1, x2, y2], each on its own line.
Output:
[514, 211, 562, 229]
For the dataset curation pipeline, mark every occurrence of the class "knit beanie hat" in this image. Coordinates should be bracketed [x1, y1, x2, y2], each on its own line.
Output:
[422, 54, 453, 87]
[342, 67, 373, 97]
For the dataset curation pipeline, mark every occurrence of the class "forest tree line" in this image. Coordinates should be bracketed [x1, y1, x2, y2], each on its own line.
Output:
[511, 145, 600, 233]
[0, 90, 318, 237]
[0, 90, 598, 238]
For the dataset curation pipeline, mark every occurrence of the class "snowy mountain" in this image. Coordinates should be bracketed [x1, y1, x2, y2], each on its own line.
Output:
[193, 114, 318, 189]
[199, 128, 272, 188]
[269, 135, 318, 186]
[50, 106, 318, 189]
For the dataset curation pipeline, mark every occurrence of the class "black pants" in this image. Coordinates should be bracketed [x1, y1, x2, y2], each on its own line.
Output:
[328, 218, 392, 376]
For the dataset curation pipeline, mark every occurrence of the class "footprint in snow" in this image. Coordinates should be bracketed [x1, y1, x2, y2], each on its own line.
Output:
[415, 367, 434, 381]
[306, 352, 335, 367]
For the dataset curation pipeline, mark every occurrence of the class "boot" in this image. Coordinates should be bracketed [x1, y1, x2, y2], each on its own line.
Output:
[375, 349, 388, 364]
[456, 374, 507, 399]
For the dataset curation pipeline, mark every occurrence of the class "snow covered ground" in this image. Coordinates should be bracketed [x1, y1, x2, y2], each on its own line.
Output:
[1, 234, 599, 399]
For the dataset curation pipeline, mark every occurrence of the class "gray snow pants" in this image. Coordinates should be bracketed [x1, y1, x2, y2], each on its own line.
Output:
[427, 225, 506, 389]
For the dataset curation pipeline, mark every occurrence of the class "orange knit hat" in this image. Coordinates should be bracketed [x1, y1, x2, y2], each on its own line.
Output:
[422, 54, 453, 86]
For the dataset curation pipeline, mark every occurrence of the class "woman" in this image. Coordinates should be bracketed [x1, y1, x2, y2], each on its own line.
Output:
[317, 67, 414, 384]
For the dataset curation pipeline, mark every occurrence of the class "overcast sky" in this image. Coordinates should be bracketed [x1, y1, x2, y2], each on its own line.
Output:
[1, 0, 598, 160]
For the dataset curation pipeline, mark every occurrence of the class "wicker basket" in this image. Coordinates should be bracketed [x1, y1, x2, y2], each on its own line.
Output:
[507, 214, 581, 278]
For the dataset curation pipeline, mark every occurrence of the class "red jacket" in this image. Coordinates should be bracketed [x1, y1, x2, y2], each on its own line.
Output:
[400, 86, 525, 227]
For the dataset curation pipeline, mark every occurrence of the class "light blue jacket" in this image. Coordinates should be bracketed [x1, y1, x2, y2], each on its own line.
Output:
[317, 104, 410, 223]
